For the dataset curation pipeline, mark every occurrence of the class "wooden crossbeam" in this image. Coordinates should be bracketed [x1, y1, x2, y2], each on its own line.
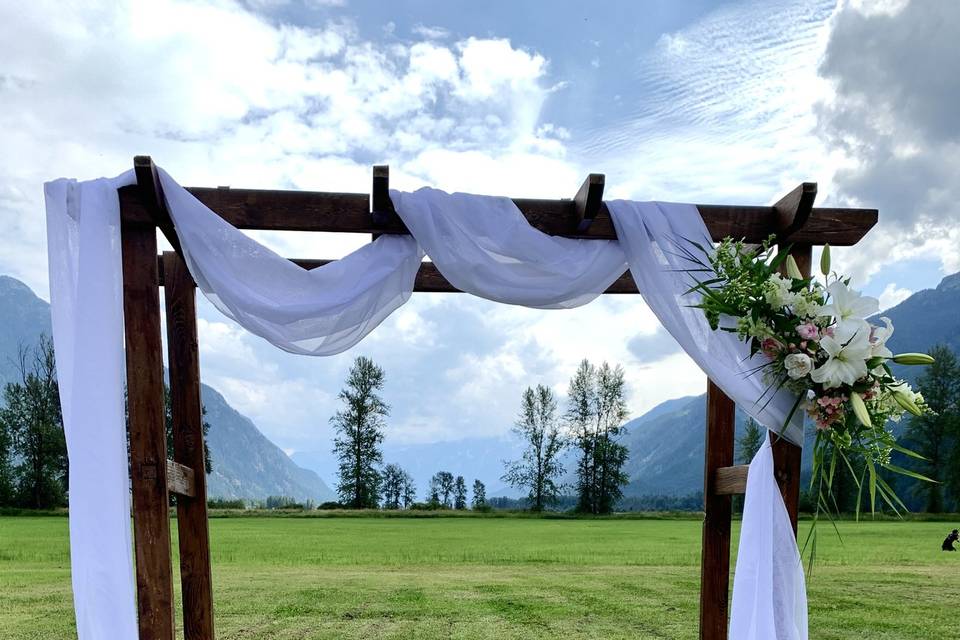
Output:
[118, 183, 876, 246]
[774, 182, 818, 241]
[134, 156, 183, 257]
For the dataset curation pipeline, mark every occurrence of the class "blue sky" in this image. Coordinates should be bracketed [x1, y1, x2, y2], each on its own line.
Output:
[1, 0, 957, 481]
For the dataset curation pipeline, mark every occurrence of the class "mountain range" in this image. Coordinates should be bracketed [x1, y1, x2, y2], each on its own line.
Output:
[0, 275, 333, 504]
[2, 270, 958, 504]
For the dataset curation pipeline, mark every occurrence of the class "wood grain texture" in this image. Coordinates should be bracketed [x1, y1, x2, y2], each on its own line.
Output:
[573, 174, 605, 233]
[163, 251, 216, 640]
[165, 460, 195, 498]
[699, 381, 736, 640]
[122, 221, 175, 640]
[118, 184, 877, 245]
[714, 465, 749, 496]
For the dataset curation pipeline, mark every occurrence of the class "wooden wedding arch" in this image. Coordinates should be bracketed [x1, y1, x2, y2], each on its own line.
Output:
[119, 156, 877, 640]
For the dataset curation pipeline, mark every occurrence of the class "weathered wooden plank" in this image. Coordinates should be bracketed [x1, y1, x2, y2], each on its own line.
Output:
[122, 221, 175, 640]
[157, 255, 640, 294]
[163, 251, 216, 640]
[118, 185, 877, 245]
[714, 465, 749, 496]
[165, 459, 196, 498]
[774, 182, 817, 240]
[699, 381, 736, 640]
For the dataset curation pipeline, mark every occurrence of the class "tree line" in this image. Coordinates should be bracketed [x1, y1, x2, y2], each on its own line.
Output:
[0, 335, 212, 509]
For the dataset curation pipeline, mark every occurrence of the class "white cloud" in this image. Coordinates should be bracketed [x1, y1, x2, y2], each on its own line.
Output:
[877, 283, 912, 312]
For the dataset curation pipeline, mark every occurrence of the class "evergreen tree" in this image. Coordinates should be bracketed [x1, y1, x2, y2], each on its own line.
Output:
[429, 471, 455, 508]
[907, 345, 960, 512]
[471, 479, 487, 510]
[381, 463, 416, 509]
[331, 356, 388, 509]
[737, 418, 764, 464]
[0, 337, 67, 509]
[501, 384, 566, 511]
[454, 475, 467, 510]
[566, 360, 630, 514]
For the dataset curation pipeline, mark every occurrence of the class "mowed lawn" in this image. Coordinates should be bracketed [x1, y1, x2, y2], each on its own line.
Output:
[1, 514, 957, 639]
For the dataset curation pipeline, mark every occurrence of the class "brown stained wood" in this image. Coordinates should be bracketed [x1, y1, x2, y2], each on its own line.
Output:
[118, 184, 878, 246]
[774, 182, 817, 241]
[699, 381, 736, 640]
[134, 156, 183, 257]
[714, 465, 749, 495]
[157, 255, 640, 294]
[165, 459, 196, 498]
[122, 222, 175, 640]
[163, 251, 216, 640]
[573, 173, 605, 233]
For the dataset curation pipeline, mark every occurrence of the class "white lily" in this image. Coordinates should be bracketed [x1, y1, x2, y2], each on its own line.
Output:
[821, 281, 879, 334]
[869, 316, 894, 359]
[810, 323, 873, 389]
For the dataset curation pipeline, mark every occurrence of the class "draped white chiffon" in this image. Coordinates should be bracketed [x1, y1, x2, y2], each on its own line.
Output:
[44, 167, 806, 640]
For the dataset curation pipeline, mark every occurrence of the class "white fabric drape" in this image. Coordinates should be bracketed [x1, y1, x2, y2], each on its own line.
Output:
[729, 432, 808, 640]
[390, 188, 628, 309]
[158, 169, 423, 356]
[44, 172, 139, 640]
[606, 200, 805, 445]
[44, 168, 806, 640]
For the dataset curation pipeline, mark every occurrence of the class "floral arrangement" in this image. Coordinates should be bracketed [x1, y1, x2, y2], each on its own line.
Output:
[683, 235, 933, 550]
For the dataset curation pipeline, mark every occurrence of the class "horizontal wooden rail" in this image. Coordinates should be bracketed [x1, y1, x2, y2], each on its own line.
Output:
[166, 460, 196, 498]
[157, 256, 640, 294]
[120, 185, 877, 246]
[714, 465, 749, 495]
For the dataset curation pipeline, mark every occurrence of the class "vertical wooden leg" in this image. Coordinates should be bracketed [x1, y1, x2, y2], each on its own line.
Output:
[699, 380, 736, 640]
[773, 242, 812, 534]
[122, 222, 175, 640]
[164, 252, 215, 640]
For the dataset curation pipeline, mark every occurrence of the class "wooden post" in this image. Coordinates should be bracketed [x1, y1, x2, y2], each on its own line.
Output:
[122, 220, 175, 640]
[699, 380, 736, 640]
[163, 252, 215, 639]
[772, 243, 812, 533]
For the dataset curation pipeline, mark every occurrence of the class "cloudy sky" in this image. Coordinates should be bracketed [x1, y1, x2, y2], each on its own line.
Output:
[1, 0, 958, 469]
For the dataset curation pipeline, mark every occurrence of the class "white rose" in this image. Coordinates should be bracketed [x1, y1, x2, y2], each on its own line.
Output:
[784, 353, 813, 379]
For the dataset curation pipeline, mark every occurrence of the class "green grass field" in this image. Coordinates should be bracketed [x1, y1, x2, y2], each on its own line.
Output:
[1, 514, 957, 639]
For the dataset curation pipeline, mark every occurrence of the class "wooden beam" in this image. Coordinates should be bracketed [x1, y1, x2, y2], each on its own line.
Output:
[118, 185, 877, 246]
[774, 182, 817, 241]
[714, 465, 749, 495]
[158, 255, 640, 294]
[573, 173, 605, 233]
[163, 251, 216, 640]
[134, 156, 183, 257]
[699, 381, 736, 640]
[122, 220, 175, 640]
[165, 460, 196, 498]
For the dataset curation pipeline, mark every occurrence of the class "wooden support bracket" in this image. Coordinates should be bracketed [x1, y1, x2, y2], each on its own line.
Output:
[714, 465, 749, 495]
[134, 156, 183, 257]
[166, 459, 196, 498]
[774, 182, 817, 242]
[573, 173, 605, 233]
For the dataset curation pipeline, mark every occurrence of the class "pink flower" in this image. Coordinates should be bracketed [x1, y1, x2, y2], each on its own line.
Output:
[761, 338, 783, 357]
[797, 323, 819, 340]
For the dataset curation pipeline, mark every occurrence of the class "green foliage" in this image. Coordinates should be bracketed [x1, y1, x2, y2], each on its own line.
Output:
[906, 344, 960, 512]
[501, 385, 566, 511]
[736, 418, 764, 465]
[331, 356, 388, 509]
[0, 336, 66, 509]
[471, 479, 486, 510]
[208, 497, 246, 509]
[428, 471, 455, 508]
[567, 360, 630, 515]
[381, 463, 416, 509]
[453, 475, 467, 510]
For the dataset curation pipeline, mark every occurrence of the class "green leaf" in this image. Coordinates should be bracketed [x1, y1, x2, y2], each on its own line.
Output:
[883, 463, 936, 484]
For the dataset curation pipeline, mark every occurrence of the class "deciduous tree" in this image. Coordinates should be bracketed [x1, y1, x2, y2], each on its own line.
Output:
[429, 470, 455, 508]
[471, 479, 486, 510]
[454, 475, 467, 510]
[501, 385, 566, 511]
